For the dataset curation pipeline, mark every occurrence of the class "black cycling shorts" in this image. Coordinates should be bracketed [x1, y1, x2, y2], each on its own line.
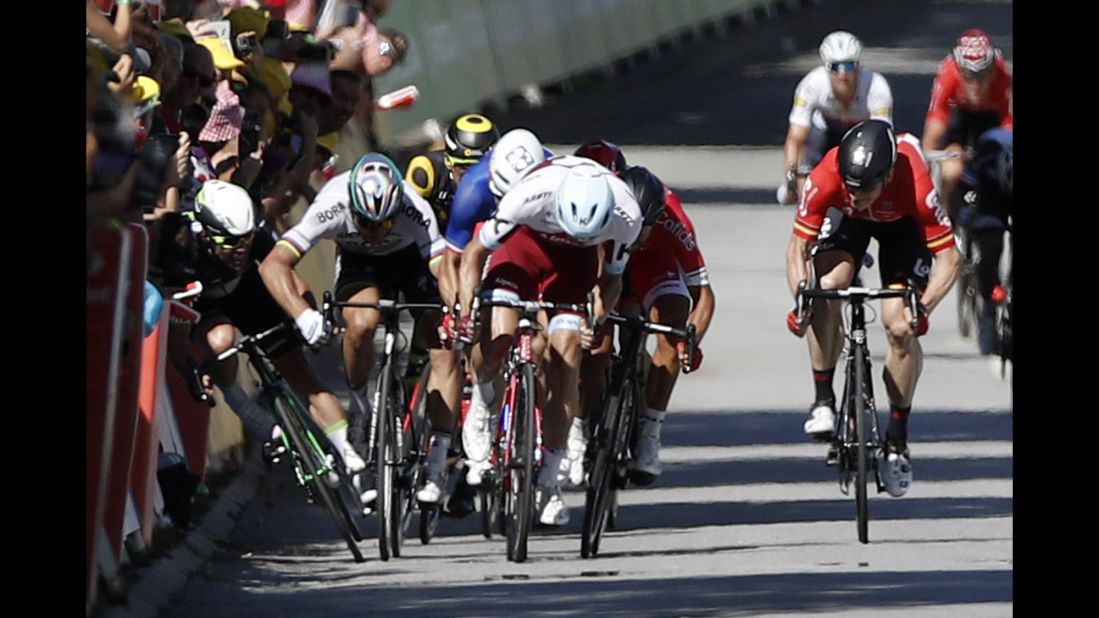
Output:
[945, 109, 1002, 151]
[813, 209, 933, 288]
[334, 244, 441, 305]
[194, 267, 301, 359]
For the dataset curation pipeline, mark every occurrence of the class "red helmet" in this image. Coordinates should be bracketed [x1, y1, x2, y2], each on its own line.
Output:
[953, 28, 996, 72]
[574, 140, 627, 174]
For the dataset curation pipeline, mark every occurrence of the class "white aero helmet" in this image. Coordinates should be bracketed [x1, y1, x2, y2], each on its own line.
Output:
[819, 30, 863, 66]
[194, 179, 255, 235]
[488, 128, 546, 198]
[554, 167, 615, 241]
[348, 152, 404, 223]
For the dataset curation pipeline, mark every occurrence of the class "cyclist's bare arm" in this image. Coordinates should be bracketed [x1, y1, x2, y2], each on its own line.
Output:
[259, 242, 312, 320]
[594, 271, 622, 325]
[921, 118, 949, 153]
[919, 245, 962, 312]
[687, 283, 716, 343]
[458, 234, 492, 316]
[783, 123, 811, 177]
[786, 234, 813, 297]
[437, 248, 462, 309]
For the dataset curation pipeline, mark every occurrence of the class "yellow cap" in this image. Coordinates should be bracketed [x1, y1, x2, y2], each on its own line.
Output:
[132, 75, 161, 104]
[197, 37, 245, 71]
[249, 56, 292, 100]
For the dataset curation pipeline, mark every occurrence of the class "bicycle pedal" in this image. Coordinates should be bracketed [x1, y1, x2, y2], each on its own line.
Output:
[825, 446, 839, 467]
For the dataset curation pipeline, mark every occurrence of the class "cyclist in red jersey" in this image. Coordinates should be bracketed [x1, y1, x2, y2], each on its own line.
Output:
[785, 120, 961, 497]
[921, 28, 1012, 221]
[576, 165, 715, 487]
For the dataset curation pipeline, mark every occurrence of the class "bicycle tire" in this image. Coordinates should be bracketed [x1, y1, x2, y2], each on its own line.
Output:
[375, 361, 395, 561]
[582, 365, 634, 558]
[507, 363, 537, 563]
[956, 236, 978, 338]
[272, 390, 365, 563]
[479, 486, 496, 540]
[406, 364, 433, 544]
[854, 345, 870, 544]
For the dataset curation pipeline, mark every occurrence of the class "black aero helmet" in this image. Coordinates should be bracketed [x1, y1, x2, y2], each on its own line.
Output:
[838, 119, 896, 190]
[445, 113, 499, 165]
[620, 165, 666, 226]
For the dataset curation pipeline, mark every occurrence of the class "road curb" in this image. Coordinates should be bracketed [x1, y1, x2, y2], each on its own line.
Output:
[96, 448, 265, 618]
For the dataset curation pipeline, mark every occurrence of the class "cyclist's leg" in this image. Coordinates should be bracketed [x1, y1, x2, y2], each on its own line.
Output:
[804, 210, 866, 434]
[536, 242, 600, 525]
[463, 232, 535, 480]
[628, 249, 692, 482]
[873, 219, 922, 496]
[193, 309, 278, 442]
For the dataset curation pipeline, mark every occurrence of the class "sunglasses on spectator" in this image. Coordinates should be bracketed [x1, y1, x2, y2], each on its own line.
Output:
[182, 68, 216, 88]
[208, 230, 254, 249]
[829, 61, 858, 73]
[353, 212, 396, 231]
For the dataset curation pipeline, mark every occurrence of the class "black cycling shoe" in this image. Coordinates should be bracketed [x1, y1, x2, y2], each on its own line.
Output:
[261, 440, 287, 466]
[444, 475, 476, 518]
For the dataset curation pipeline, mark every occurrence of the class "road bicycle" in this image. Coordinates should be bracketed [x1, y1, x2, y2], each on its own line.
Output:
[796, 281, 920, 543]
[581, 312, 694, 558]
[217, 323, 366, 562]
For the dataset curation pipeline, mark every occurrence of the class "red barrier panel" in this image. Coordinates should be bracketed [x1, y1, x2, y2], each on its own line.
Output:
[86, 225, 130, 604]
[102, 224, 148, 558]
[132, 303, 169, 546]
[166, 358, 212, 480]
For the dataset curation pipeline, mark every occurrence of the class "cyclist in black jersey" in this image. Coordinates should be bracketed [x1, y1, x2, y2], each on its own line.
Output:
[157, 180, 367, 477]
[404, 113, 499, 228]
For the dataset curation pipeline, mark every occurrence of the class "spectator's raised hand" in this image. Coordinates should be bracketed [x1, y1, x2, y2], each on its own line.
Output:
[106, 54, 137, 99]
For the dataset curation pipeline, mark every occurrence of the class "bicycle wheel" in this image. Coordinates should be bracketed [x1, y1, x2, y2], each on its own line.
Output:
[582, 366, 633, 558]
[506, 364, 537, 563]
[405, 364, 434, 545]
[272, 388, 364, 562]
[854, 346, 870, 544]
[374, 362, 397, 561]
[956, 238, 978, 338]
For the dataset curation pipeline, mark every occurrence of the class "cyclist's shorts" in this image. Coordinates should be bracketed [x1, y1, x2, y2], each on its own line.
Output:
[194, 267, 301, 358]
[814, 210, 932, 289]
[482, 226, 598, 315]
[621, 246, 690, 310]
[945, 109, 1002, 151]
[334, 244, 442, 306]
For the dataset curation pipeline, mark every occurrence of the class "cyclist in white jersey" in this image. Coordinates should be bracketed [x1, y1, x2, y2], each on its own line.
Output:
[780, 30, 894, 205]
[456, 154, 642, 526]
[260, 153, 462, 505]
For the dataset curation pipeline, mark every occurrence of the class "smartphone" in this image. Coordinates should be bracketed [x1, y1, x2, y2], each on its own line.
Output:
[236, 32, 258, 57]
[239, 111, 263, 157]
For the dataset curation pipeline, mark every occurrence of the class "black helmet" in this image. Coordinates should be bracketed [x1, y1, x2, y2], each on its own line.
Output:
[620, 165, 666, 226]
[445, 113, 499, 165]
[838, 120, 896, 190]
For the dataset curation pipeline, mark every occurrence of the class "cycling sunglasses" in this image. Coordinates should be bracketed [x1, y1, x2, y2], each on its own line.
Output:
[829, 61, 858, 73]
[209, 230, 255, 249]
[353, 211, 397, 232]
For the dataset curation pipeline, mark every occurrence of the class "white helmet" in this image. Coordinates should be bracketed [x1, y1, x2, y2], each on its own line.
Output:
[488, 128, 545, 198]
[819, 30, 863, 66]
[194, 180, 255, 235]
[554, 168, 615, 241]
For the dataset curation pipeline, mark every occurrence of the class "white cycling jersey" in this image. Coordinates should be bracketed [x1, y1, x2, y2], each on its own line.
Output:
[478, 155, 643, 275]
[788, 66, 893, 131]
[280, 170, 444, 260]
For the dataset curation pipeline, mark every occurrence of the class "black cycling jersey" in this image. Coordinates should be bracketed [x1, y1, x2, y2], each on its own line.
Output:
[405, 150, 456, 228]
[155, 213, 276, 297]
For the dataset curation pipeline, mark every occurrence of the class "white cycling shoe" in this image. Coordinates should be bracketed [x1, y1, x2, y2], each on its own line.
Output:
[558, 419, 588, 488]
[880, 445, 913, 497]
[462, 397, 494, 464]
[803, 402, 837, 436]
[535, 485, 570, 526]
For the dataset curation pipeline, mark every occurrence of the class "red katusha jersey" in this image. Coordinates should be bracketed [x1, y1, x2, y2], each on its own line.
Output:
[792, 135, 956, 254]
[633, 187, 709, 286]
[926, 55, 1013, 128]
